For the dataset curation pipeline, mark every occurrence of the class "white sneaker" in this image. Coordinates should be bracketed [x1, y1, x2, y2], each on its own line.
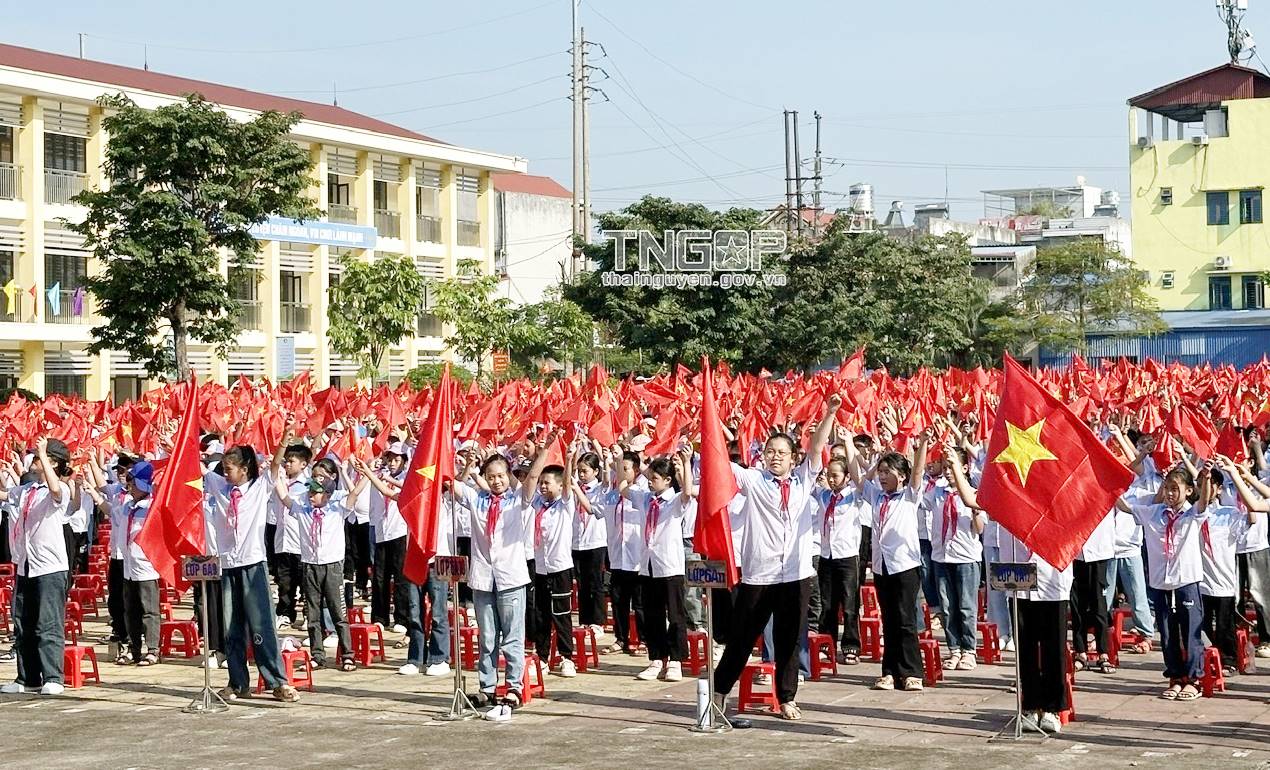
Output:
[1038, 712, 1062, 733]
[872, 675, 895, 691]
[1257, 644, 1270, 659]
[483, 703, 513, 722]
[635, 660, 664, 681]
[391, 624, 408, 634]
[204, 656, 219, 670]
[556, 659, 577, 678]
[1020, 713, 1040, 732]
[322, 634, 338, 650]
[956, 653, 977, 671]
[662, 661, 682, 682]
[424, 662, 451, 677]
[397, 663, 420, 676]
[39, 682, 65, 696]
[0, 682, 24, 694]
[274, 615, 289, 629]
[1002, 638, 1015, 653]
[903, 677, 924, 691]
[942, 650, 962, 670]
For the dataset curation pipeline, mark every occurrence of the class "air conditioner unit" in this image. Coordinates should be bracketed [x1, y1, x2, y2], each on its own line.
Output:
[1136, 136, 1154, 149]
[1192, 134, 1210, 146]
[1214, 255, 1233, 269]
[1162, 271, 1175, 289]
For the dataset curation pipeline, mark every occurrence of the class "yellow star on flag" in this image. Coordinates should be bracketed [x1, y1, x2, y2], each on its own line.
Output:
[992, 419, 1057, 487]
[415, 464, 437, 484]
[185, 477, 204, 492]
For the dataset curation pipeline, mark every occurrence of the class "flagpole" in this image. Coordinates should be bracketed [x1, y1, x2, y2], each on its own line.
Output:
[691, 586, 730, 733]
[184, 578, 228, 714]
[437, 564, 477, 721]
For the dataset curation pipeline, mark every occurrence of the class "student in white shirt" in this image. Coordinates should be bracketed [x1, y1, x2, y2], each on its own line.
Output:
[353, 444, 410, 632]
[204, 446, 300, 704]
[813, 458, 865, 664]
[269, 434, 311, 629]
[86, 451, 137, 659]
[1237, 431, 1270, 657]
[595, 448, 647, 655]
[1207, 457, 1263, 674]
[118, 460, 162, 667]
[930, 441, 986, 671]
[529, 449, 580, 678]
[713, 397, 838, 721]
[572, 450, 609, 635]
[624, 447, 696, 683]
[1071, 509, 1116, 674]
[1115, 466, 1209, 701]
[0, 438, 73, 695]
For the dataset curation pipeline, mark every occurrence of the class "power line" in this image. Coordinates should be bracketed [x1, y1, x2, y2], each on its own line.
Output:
[591, 163, 786, 193]
[533, 122, 778, 161]
[269, 51, 564, 96]
[414, 96, 567, 130]
[374, 74, 563, 118]
[823, 157, 1124, 172]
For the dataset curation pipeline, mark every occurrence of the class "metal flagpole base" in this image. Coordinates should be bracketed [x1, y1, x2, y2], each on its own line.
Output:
[437, 686, 479, 721]
[691, 699, 733, 733]
[690, 586, 732, 733]
[437, 575, 478, 721]
[183, 686, 230, 714]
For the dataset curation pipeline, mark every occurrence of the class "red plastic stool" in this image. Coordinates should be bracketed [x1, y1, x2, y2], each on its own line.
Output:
[159, 620, 200, 659]
[808, 632, 837, 681]
[920, 605, 935, 641]
[257, 648, 314, 693]
[686, 630, 709, 675]
[571, 626, 600, 672]
[0, 563, 14, 579]
[628, 612, 641, 648]
[159, 603, 173, 622]
[460, 626, 480, 670]
[1201, 647, 1226, 697]
[1059, 649, 1076, 724]
[0, 586, 10, 632]
[65, 601, 84, 637]
[737, 663, 779, 714]
[347, 606, 367, 624]
[976, 622, 1001, 664]
[68, 587, 98, 617]
[1236, 627, 1252, 673]
[1104, 621, 1121, 667]
[63, 645, 101, 688]
[1111, 607, 1134, 644]
[919, 638, 943, 686]
[860, 584, 880, 618]
[74, 573, 105, 599]
[495, 651, 546, 703]
[859, 617, 883, 662]
[349, 623, 387, 666]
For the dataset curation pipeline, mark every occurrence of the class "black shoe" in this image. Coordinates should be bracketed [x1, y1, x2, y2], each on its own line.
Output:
[0, 649, 14, 662]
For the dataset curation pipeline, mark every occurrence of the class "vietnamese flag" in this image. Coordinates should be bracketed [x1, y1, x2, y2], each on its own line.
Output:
[693, 356, 739, 587]
[135, 379, 206, 592]
[977, 355, 1134, 571]
[400, 364, 455, 584]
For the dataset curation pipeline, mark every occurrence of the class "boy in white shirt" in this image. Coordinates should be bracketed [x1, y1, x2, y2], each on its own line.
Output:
[529, 450, 580, 678]
[594, 448, 647, 656]
[813, 458, 865, 665]
[1208, 457, 1263, 674]
[118, 461, 162, 667]
[928, 444, 986, 671]
[354, 444, 410, 632]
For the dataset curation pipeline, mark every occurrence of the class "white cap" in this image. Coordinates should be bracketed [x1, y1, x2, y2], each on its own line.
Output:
[385, 442, 410, 457]
[203, 440, 224, 455]
[628, 435, 652, 452]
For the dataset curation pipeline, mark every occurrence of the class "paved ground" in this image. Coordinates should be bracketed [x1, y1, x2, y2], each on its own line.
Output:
[5, 602, 1270, 770]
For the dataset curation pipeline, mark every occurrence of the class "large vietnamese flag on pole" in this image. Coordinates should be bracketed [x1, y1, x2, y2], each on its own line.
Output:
[136, 379, 206, 592]
[977, 354, 1134, 571]
[693, 356, 739, 587]
[401, 364, 455, 584]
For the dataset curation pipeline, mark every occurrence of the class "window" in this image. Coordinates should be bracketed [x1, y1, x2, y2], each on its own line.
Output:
[45, 374, 86, 398]
[327, 173, 350, 206]
[44, 133, 87, 173]
[373, 179, 391, 211]
[1244, 275, 1265, 309]
[1241, 190, 1263, 224]
[112, 376, 145, 404]
[0, 126, 12, 164]
[1160, 187, 1172, 206]
[45, 251, 87, 291]
[1210, 275, 1233, 310]
[0, 250, 12, 321]
[1207, 191, 1230, 225]
[279, 270, 305, 304]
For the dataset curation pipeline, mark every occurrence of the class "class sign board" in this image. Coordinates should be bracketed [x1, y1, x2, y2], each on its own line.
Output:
[989, 562, 1038, 592]
[685, 559, 729, 589]
[181, 555, 222, 582]
[434, 555, 468, 582]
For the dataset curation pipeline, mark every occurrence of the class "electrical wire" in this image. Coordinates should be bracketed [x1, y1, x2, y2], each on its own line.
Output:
[269, 51, 564, 96]
[414, 96, 567, 130]
[374, 74, 563, 118]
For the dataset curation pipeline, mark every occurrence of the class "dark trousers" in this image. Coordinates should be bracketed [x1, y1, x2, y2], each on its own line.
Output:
[303, 561, 351, 664]
[572, 547, 607, 627]
[533, 568, 575, 660]
[817, 555, 861, 653]
[192, 579, 225, 653]
[1070, 558, 1110, 655]
[715, 578, 813, 705]
[456, 536, 473, 604]
[264, 523, 278, 577]
[525, 559, 538, 647]
[1015, 598, 1070, 713]
[343, 522, 371, 593]
[609, 568, 644, 650]
[1237, 549, 1270, 640]
[107, 558, 128, 644]
[14, 570, 67, 687]
[63, 527, 87, 578]
[1202, 594, 1237, 667]
[221, 562, 287, 692]
[1151, 582, 1205, 681]
[274, 551, 301, 622]
[875, 566, 922, 681]
[710, 587, 732, 644]
[123, 578, 160, 659]
[858, 527, 872, 590]
[372, 536, 409, 627]
[641, 574, 688, 662]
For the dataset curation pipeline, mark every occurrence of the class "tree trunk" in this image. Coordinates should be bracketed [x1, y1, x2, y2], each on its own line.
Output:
[171, 302, 190, 382]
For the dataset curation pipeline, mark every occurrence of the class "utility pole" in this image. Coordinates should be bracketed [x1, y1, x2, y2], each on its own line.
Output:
[812, 111, 823, 238]
[581, 26, 591, 246]
[78, 33, 85, 59]
[570, 0, 583, 279]
[792, 110, 804, 238]
[783, 111, 794, 232]
[1218, 0, 1253, 63]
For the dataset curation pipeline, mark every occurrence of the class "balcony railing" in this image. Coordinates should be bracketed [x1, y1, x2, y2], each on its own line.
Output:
[47, 288, 91, 325]
[45, 169, 87, 205]
[328, 203, 358, 225]
[416, 215, 442, 244]
[233, 299, 262, 331]
[280, 301, 311, 333]
[0, 162, 18, 201]
[457, 219, 480, 247]
[375, 209, 401, 239]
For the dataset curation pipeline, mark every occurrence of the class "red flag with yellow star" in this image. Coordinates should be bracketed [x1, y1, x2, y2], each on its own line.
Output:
[401, 364, 455, 584]
[977, 355, 1134, 571]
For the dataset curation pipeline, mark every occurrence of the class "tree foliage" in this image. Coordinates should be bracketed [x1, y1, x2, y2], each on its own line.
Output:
[510, 287, 594, 374]
[431, 259, 518, 378]
[70, 94, 317, 379]
[406, 362, 473, 389]
[327, 253, 428, 379]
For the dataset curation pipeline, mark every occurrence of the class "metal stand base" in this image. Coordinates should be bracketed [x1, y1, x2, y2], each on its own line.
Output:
[437, 686, 479, 721]
[184, 581, 228, 714]
[437, 576, 478, 721]
[987, 591, 1048, 742]
[691, 699, 733, 733]
[690, 590, 732, 734]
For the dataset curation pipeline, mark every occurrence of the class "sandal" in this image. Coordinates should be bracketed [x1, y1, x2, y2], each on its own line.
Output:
[601, 642, 624, 655]
[777, 701, 802, 720]
[1130, 641, 1151, 654]
[115, 651, 133, 666]
[341, 659, 357, 672]
[1161, 682, 1182, 700]
[841, 651, 859, 666]
[136, 653, 158, 667]
[501, 690, 522, 710]
[272, 684, 300, 703]
[392, 638, 409, 650]
[1072, 655, 1087, 673]
[1095, 657, 1116, 675]
[1176, 683, 1200, 701]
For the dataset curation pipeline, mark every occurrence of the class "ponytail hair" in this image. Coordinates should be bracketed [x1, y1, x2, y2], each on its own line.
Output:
[223, 445, 260, 482]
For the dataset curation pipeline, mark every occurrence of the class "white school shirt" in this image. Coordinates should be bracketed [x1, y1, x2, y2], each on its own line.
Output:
[1128, 502, 1209, 591]
[455, 485, 531, 592]
[274, 474, 307, 555]
[916, 476, 939, 540]
[103, 482, 129, 560]
[814, 485, 863, 560]
[996, 525, 1073, 602]
[925, 484, 984, 565]
[204, 473, 271, 570]
[1111, 510, 1144, 559]
[626, 488, 693, 578]
[573, 480, 608, 551]
[120, 497, 159, 582]
[1078, 511, 1117, 563]
[597, 486, 646, 572]
[286, 491, 350, 565]
[530, 493, 576, 575]
[8, 481, 72, 577]
[369, 471, 408, 542]
[1236, 498, 1269, 554]
[352, 482, 372, 526]
[67, 487, 91, 534]
[861, 480, 923, 576]
[731, 461, 819, 585]
[1200, 505, 1248, 598]
[451, 469, 472, 539]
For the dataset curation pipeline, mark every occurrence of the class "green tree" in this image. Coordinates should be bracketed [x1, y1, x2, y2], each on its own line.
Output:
[986, 239, 1166, 355]
[431, 258, 518, 379]
[327, 253, 428, 380]
[1020, 199, 1074, 219]
[510, 287, 594, 376]
[406, 362, 473, 389]
[70, 94, 317, 380]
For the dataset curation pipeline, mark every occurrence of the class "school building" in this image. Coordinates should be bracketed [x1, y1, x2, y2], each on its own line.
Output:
[0, 41, 570, 400]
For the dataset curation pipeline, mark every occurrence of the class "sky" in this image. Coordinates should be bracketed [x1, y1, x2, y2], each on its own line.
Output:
[2, 0, 1252, 222]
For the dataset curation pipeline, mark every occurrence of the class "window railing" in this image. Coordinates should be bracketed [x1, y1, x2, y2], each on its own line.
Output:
[457, 219, 480, 247]
[44, 169, 87, 205]
[375, 209, 401, 239]
[280, 301, 311, 333]
[416, 214, 442, 244]
[233, 299, 262, 330]
[328, 203, 358, 225]
[0, 162, 18, 201]
[47, 288, 91, 325]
